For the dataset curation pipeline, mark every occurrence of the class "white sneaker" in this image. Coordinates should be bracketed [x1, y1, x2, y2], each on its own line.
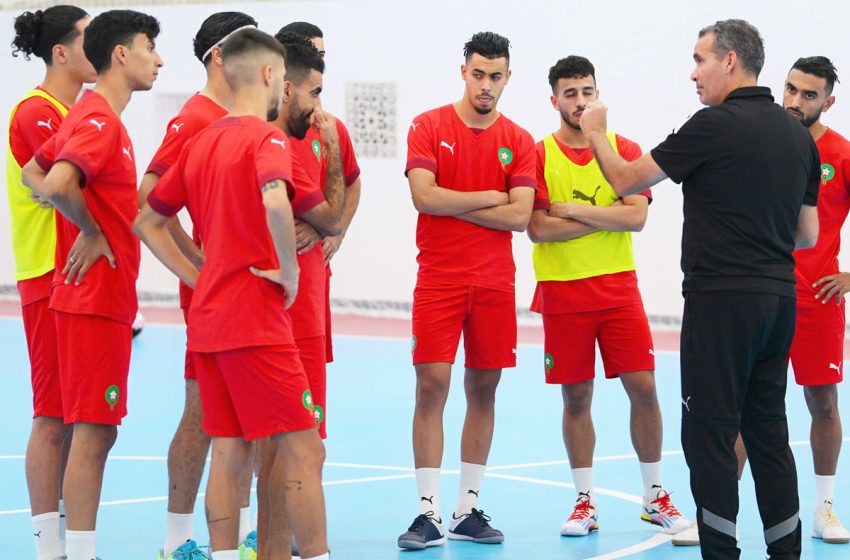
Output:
[671, 522, 700, 546]
[560, 492, 599, 537]
[640, 486, 691, 534]
[813, 500, 850, 544]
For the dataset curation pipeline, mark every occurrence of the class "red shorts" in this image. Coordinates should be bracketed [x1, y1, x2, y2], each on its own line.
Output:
[54, 311, 132, 425]
[542, 303, 655, 384]
[20, 274, 62, 419]
[297, 335, 328, 439]
[194, 344, 316, 440]
[790, 301, 844, 386]
[412, 283, 517, 369]
[181, 307, 196, 380]
[325, 265, 333, 363]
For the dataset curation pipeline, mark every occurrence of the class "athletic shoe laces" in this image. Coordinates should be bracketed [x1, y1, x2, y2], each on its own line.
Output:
[650, 490, 682, 518]
[568, 495, 595, 521]
[407, 512, 437, 531]
[819, 502, 842, 527]
[469, 508, 493, 527]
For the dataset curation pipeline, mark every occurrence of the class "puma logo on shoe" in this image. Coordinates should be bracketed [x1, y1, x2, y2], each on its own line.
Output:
[420, 496, 434, 504]
[440, 141, 456, 155]
[682, 396, 692, 412]
[467, 489, 479, 497]
[573, 185, 602, 205]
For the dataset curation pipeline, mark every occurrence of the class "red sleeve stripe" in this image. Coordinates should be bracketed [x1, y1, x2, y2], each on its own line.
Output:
[257, 171, 292, 193]
[147, 190, 181, 217]
[54, 151, 94, 187]
[405, 158, 437, 176]
[145, 161, 169, 177]
[507, 175, 536, 190]
[291, 189, 326, 217]
[344, 167, 361, 187]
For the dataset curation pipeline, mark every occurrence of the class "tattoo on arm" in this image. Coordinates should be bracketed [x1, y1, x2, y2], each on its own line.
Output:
[262, 180, 281, 193]
[285, 479, 303, 492]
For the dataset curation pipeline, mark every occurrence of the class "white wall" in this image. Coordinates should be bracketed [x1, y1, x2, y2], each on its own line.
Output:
[3, 0, 849, 319]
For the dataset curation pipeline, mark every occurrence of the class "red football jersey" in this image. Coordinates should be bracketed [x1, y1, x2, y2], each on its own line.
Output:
[146, 93, 227, 310]
[34, 90, 140, 324]
[531, 133, 649, 313]
[147, 115, 297, 352]
[291, 119, 361, 189]
[9, 87, 68, 167]
[794, 127, 850, 302]
[287, 150, 327, 340]
[405, 104, 535, 290]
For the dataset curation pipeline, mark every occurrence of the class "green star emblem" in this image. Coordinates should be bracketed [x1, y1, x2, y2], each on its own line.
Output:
[311, 139, 321, 161]
[105, 385, 120, 411]
[498, 147, 513, 167]
[544, 353, 554, 373]
[822, 163, 835, 185]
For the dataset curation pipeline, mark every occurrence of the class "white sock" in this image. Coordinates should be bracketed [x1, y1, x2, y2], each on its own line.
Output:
[301, 554, 329, 560]
[815, 474, 836, 507]
[32, 511, 62, 560]
[415, 467, 441, 517]
[455, 462, 486, 516]
[572, 467, 595, 505]
[58, 499, 66, 553]
[163, 512, 194, 556]
[238, 507, 252, 543]
[65, 529, 95, 560]
[211, 551, 239, 560]
[639, 461, 663, 502]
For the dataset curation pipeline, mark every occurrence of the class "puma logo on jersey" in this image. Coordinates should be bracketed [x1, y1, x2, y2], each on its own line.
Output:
[648, 349, 655, 356]
[440, 141, 456, 155]
[829, 363, 841, 374]
[37, 118, 53, 130]
[122, 146, 133, 160]
[573, 185, 602, 206]
[410, 121, 420, 131]
[171, 122, 184, 134]
[682, 396, 692, 412]
[270, 138, 286, 149]
[89, 119, 106, 131]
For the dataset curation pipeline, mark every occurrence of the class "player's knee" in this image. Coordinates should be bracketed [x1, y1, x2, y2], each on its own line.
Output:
[561, 383, 593, 413]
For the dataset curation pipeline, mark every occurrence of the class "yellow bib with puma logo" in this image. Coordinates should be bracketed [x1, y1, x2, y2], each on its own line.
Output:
[6, 89, 67, 280]
[533, 131, 637, 281]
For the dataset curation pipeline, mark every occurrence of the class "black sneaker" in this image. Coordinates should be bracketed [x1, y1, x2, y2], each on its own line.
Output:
[448, 508, 504, 544]
[397, 512, 446, 550]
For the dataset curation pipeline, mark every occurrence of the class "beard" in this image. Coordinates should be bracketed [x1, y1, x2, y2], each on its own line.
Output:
[474, 105, 493, 115]
[560, 110, 582, 131]
[266, 106, 279, 122]
[799, 107, 824, 128]
[289, 109, 312, 140]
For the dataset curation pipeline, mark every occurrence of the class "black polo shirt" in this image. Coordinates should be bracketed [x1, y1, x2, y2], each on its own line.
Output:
[650, 86, 820, 297]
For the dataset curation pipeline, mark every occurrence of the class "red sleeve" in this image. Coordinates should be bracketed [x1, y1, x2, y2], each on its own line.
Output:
[147, 161, 187, 217]
[405, 113, 437, 176]
[335, 119, 361, 186]
[256, 129, 295, 200]
[33, 133, 59, 171]
[534, 141, 550, 211]
[9, 99, 64, 167]
[506, 130, 536, 190]
[616, 134, 652, 201]
[290, 151, 326, 217]
[54, 112, 119, 185]
[146, 114, 205, 177]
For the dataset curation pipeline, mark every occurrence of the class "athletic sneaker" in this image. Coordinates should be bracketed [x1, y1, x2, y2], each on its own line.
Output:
[238, 530, 257, 560]
[158, 539, 209, 560]
[560, 493, 599, 537]
[448, 508, 504, 544]
[398, 512, 445, 550]
[640, 486, 690, 534]
[671, 521, 700, 546]
[813, 500, 850, 544]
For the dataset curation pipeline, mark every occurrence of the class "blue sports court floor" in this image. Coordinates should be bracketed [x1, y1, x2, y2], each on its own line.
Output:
[1, 315, 848, 559]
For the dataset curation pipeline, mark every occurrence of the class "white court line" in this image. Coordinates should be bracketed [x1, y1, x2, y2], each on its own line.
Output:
[584, 533, 673, 560]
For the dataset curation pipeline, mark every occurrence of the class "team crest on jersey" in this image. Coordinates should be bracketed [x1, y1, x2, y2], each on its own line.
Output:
[312, 139, 322, 161]
[498, 147, 513, 168]
[105, 385, 119, 411]
[822, 163, 835, 185]
[544, 353, 554, 374]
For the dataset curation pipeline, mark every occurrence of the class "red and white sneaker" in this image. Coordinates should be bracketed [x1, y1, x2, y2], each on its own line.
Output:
[641, 485, 690, 534]
[561, 492, 599, 537]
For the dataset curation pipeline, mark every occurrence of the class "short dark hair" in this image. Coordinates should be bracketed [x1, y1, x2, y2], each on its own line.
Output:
[548, 56, 596, 91]
[792, 56, 840, 95]
[84, 10, 160, 74]
[274, 30, 325, 83]
[221, 27, 285, 66]
[463, 31, 510, 63]
[279, 21, 323, 40]
[193, 12, 257, 64]
[11, 5, 88, 64]
[699, 19, 764, 77]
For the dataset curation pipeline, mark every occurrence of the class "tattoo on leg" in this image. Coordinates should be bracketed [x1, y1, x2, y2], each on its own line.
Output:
[285, 479, 303, 492]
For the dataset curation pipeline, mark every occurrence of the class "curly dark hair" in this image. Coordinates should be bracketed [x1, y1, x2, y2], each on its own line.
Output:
[193, 11, 257, 64]
[548, 56, 596, 91]
[11, 5, 88, 63]
[274, 30, 324, 83]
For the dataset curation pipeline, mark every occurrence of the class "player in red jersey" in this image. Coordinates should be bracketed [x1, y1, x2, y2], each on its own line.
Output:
[135, 12, 259, 560]
[21, 10, 162, 560]
[135, 29, 329, 560]
[8, 7, 95, 560]
[398, 32, 535, 550]
[278, 21, 363, 366]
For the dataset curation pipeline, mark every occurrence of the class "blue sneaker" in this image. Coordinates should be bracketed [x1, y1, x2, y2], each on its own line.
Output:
[157, 539, 209, 559]
[397, 512, 445, 550]
[448, 508, 504, 544]
[238, 530, 257, 560]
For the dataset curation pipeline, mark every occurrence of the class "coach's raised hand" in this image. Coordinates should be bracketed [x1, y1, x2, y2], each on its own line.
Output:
[580, 100, 608, 135]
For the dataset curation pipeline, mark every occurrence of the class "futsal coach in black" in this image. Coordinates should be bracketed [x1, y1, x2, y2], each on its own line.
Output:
[576, 19, 820, 560]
